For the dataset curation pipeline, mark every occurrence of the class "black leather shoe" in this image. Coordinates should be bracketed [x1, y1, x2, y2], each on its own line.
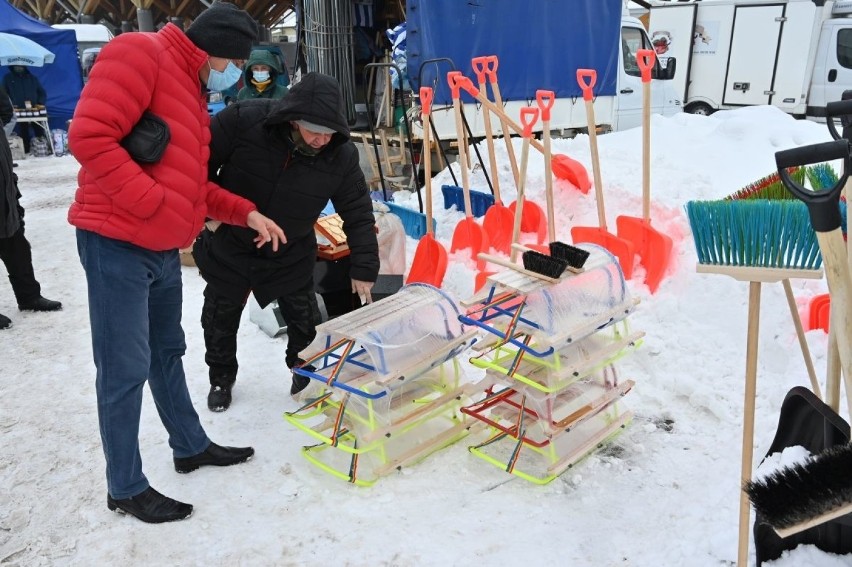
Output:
[207, 384, 232, 412]
[0, 313, 11, 330]
[107, 486, 192, 523]
[291, 365, 315, 396]
[174, 442, 254, 474]
[18, 296, 62, 312]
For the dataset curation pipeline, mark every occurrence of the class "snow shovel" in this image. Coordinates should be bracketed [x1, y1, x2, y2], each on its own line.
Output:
[407, 87, 448, 287]
[615, 50, 673, 292]
[448, 71, 489, 266]
[570, 68, 636, 279]
[472, 58, 514, 254]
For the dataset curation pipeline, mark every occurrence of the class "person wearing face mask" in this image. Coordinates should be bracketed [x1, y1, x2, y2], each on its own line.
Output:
[236, 49, 288, 101]
[2, 65, 46, 155]
[192, 72, 379, 412]
[67, 2, 287, 524]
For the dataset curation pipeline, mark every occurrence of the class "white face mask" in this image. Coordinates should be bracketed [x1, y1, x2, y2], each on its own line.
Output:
[253, 70, 270, 82]
[206, 59, 242, 91]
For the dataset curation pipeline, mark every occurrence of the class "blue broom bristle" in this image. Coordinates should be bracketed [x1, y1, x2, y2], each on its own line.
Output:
[685, 199, 822, 270]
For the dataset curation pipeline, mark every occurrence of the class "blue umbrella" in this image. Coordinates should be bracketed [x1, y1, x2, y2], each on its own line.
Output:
[0, 32, 55, 67]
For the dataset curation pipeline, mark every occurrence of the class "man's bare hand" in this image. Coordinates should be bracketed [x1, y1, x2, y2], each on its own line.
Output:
[351, 279, 374, 305]
[247, 210, 286, 251]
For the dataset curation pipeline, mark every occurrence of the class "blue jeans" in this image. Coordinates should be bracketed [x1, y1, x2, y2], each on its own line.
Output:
[76, 229, 210, 499]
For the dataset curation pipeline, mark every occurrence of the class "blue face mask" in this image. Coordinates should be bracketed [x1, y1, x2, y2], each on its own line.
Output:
[206, 60, 242, 91]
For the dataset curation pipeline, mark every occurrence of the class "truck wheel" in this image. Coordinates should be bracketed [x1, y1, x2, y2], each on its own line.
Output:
[686, 102, 714, 116]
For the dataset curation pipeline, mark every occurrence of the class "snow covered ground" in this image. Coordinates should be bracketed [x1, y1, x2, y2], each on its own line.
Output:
[2, 106, 850, 566]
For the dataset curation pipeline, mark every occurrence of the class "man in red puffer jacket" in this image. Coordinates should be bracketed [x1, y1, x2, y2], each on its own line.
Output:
[68, 2, 285, 524]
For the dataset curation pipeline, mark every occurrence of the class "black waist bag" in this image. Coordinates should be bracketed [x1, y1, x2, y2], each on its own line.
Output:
[121, 111, 170, 164]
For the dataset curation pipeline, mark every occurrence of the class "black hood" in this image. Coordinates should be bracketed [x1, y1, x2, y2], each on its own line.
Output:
[266, 72, 349, 138]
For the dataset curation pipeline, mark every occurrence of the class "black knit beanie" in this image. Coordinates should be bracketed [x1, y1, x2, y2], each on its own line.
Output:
[185, 2, 257, 60]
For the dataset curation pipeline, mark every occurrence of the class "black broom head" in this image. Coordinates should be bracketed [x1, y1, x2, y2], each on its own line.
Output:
[522, 250, 568, 278]
[744, 442, 852, 531]
[549, 241, 590, 269]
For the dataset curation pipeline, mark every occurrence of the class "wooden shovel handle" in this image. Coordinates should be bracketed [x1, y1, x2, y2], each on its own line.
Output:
[577, 69, 607, 230]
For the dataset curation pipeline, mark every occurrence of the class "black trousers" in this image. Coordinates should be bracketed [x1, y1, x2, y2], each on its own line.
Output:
[200, 279, 320, 387]
[0, 223, 41, 306]
[15, 122, 34, 154]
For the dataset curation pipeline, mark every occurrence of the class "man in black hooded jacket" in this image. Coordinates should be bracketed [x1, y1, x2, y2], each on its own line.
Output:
[0, 85, 61, 330]
[193, 72, 379, 411]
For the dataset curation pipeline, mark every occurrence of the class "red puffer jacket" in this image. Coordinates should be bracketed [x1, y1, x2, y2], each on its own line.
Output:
[67, 24, 255, 251]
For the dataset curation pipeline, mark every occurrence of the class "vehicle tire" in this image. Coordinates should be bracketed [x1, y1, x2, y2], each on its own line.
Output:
[686, 102, 714, 116]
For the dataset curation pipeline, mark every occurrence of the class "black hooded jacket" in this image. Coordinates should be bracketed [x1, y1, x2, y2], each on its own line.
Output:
[194, 72, 379, 306]
[0, 87, 19, 239]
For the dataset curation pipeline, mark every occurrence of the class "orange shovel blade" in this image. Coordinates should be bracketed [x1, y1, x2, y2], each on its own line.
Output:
[616, 215, 673, 293]
[508, 199, 547, 245]
[451, 218, 490, 270]
[571, 226, 636, 279]
[407, 234, 448, 287]
[551, 154, 591, 194]
[483, 204, 514, 254]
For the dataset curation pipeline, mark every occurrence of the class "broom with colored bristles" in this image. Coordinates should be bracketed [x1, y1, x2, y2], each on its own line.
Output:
[744, 138, 852, 540]
[686, 159, 830, 566]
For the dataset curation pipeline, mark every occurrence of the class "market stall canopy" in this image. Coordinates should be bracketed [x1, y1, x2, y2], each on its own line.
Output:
[0, 32, 55, 66]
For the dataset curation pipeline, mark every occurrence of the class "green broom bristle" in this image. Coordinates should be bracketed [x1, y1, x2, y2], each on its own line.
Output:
[726, 168, 804, 201]
[806, 163, 839, 190]
[686, 199, 822, 269]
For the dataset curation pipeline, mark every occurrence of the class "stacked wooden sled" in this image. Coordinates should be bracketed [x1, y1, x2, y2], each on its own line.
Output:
[284, 245, 643, 485]
[458, 243, 643, 483]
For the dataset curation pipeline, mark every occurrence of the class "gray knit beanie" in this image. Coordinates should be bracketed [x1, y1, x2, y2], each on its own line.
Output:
[185, 2, 257, 60]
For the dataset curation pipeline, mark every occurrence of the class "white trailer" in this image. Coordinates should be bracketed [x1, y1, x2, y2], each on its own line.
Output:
[646, 0, 852, 117]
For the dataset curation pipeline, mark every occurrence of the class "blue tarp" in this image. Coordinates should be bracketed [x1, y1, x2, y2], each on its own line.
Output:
[0, 0, 83, 129]
[406, 0, 621, 105]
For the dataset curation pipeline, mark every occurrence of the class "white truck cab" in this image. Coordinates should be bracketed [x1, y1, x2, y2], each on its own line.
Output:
[645, 0, 852, 118]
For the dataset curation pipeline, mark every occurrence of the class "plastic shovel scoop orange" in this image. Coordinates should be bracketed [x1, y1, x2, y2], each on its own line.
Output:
[448, 71, 489, 267]
[615, 50, 673, 293]
[407, 87, 448, 286]
[472, 57, 514, 254]
[570, 68, 636, 278]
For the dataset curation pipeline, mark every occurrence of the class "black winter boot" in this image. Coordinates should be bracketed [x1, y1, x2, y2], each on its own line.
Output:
[207, 384, 233, 412]
[289, 359, 315, 396]
[207, 370, 236, 412]
[0, 313, 11, 330]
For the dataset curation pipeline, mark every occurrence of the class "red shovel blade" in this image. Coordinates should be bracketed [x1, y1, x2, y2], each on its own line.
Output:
[451, 217, 490, 270]
[508, 199, 547, 245]
[483, 204, 514, 254]
[571, 226, 636, 279]
[551, 154, 591, 194]
[407, 234, 448, 287]
[616, 215, 673, 293]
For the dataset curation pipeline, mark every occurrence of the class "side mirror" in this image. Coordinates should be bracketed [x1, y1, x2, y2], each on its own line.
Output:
[653, 57, 676, 80]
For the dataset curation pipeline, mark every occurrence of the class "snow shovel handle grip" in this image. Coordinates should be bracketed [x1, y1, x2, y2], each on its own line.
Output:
[447, 71, 464, 99]
[775, 140, 851, 232]
[825, 99, 852, 141]
[536, 90, 555, 121]
[520, 107, 539, 138]
[471, 56, 494, 85]
[576, 69, 597, 101]
[420, 87, 433, 116]
[636, 49, 655, 83]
